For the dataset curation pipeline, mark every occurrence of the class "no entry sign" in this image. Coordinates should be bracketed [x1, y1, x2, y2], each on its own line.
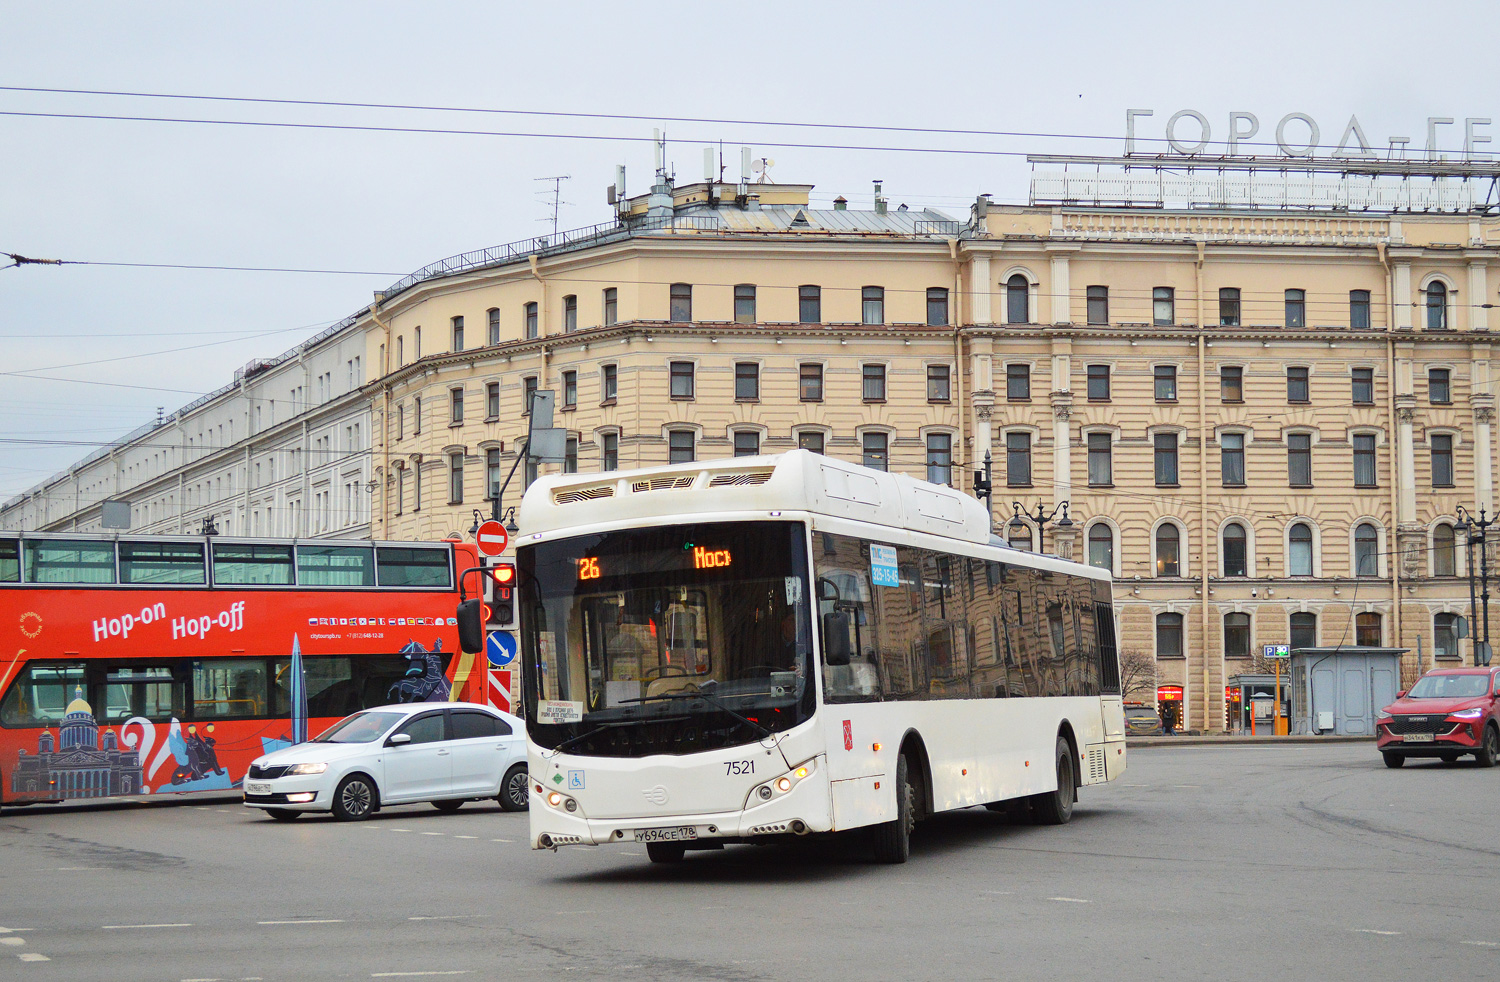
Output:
[475, 520, 509, 556]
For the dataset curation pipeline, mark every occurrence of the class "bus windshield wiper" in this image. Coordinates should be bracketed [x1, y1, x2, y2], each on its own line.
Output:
[547, 715, 690, 756]
[619, 690, 775, 740]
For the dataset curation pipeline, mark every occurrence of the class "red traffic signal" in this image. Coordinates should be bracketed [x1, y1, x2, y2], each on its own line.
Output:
[491, 563, 516, 586]
[488, 563, 516, 625]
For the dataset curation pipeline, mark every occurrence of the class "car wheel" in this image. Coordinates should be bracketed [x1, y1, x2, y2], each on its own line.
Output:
[499, 765, 529, 812]
[1031, 737, 1076, 826]
[1477, 725, 1499, 768]
[431, 800, 464, 813]
[871, 754, 914, 864]
[265, 808, 301, 822]
[646, 841, 686, 863]
[332, 774, 378, 821]
[1382, 752, 1406, 769]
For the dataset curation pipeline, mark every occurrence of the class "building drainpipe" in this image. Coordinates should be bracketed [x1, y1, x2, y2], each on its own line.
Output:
[1196, 240, 1211, 732]
[951, 239, 969, 491]
[371, 299, 392, 537]
[1380, 242, 1403, 668]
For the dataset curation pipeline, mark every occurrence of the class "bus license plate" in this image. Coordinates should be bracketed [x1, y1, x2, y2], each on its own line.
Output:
[1402, 733, 1434, 743]
[245, 782, 273, 795]
[634, 826, 697, 843]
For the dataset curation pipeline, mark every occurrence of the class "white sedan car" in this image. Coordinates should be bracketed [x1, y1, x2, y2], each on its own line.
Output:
[243, 702, 529, 821]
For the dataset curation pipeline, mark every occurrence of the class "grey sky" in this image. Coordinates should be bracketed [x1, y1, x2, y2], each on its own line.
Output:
[2, 0, 1496, 497]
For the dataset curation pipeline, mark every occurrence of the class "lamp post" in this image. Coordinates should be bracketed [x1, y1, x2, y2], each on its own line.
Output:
[1455, 505, 1494, 666]
[1008, 499, 1074, 554]
[469, 507, 520, 539]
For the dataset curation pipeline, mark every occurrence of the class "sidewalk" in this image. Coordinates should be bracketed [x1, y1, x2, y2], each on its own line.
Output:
[1128, 734, 1373, 747]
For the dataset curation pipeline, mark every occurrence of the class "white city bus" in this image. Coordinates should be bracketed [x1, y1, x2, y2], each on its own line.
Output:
[514, 450, 1125, 863]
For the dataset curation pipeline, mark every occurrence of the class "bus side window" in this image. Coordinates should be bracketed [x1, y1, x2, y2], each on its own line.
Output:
[192, 658, 269, 719]
[0, 663, 87, 726]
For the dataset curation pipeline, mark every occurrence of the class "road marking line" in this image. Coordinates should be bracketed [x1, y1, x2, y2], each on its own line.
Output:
[1352, 929, 1402, 936]
[1047, 897, 1091, 903]
[371, 973, 470, 977]
[182, 978, 222, 981]
[1463, 941, 1498, 947]
[388, 829, 412, 833]
[408, 915, 487, 921]
[419, 832, 445, 836]
[1172, 784, 1202, 789]
[453, 835, 477, 840]
[257, 919, 343, 925]
[18, 953, 50, 962]
[1, 938, 23, 946]
[103, 923, 193, 929]
[489, 839, 512, 843]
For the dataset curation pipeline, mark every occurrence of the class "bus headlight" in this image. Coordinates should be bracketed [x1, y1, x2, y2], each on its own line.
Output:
[748, 758, 818, 807]
[547, 791, 564, 807]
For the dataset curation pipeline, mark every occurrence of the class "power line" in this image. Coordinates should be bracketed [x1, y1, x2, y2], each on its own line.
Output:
[3, 248, 400, 277]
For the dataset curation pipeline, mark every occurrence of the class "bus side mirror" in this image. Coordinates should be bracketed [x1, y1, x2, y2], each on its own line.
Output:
[817, 577, 841, 602]
[457, 599, 485, 654]
[822, 611, 852, 666]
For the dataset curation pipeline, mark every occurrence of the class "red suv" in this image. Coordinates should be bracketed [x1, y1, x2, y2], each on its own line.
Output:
[1375, 667, 1500, 768]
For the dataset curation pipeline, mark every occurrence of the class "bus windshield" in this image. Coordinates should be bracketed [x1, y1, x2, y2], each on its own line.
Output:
[519, 520, 814, 757]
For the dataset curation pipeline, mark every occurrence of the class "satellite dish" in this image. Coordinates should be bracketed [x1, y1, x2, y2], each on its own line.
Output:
[753, 158, 776, 182]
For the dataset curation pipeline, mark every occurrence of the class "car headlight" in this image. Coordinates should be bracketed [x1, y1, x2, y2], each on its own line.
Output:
[1448, 708, 1484, 720]
[1375, 709, 1392, 720]
[286, 762, 328, 776]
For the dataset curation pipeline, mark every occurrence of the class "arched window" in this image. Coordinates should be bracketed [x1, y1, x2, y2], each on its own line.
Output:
[1288, 522, 1313, 576]
[1354, 523, 1379, 577]
[1007, 274, 1030, 324]
[1426, 281, 1448, 330]
[1223, 523, 1248, 577]
[1088, 524, 1113, 571]
[1290, 612, 1316, 650]
[1009, 524, 1033, 552]
[1434, 524, 1456, 576]
[1156, 524, 1180, 577]
[1224, 613, 1251, 659]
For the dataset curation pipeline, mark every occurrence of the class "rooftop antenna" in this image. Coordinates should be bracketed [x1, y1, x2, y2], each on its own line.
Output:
[654, 128, 666, 178]
[534, 175, 572, 237]
[753, 157, 776, 183]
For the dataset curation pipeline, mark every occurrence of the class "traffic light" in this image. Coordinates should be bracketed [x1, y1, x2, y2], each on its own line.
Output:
[487, 562, 516, 626]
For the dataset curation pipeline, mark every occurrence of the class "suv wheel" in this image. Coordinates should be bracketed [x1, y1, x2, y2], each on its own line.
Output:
[1382, 751, 1405, 769]
[1477, 724, 1499, 768]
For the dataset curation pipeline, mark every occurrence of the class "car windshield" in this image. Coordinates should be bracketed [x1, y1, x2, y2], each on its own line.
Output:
[313, 710, 405, 743]
[1406, 675, 1490, 700]
[520, 520, 814, 757]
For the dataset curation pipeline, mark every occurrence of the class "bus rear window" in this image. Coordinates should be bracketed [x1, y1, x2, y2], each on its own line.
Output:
[212, 543, 294, 585]
[24, 540, 115, 583]
[120, 541, 206, 585]
[298, 546, 375, 587]
[0, 539, 17, 582]
[376, 546, 451, 588]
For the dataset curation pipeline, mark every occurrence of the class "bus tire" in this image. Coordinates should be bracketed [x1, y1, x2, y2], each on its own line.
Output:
[872, 754, 914, 864]
[332, 774, 378, 821]
[265, 808, 301, 822]
[646, 842, 686, 863]
[1031, 737, 1075, 826]
[499, 764, 529, 812]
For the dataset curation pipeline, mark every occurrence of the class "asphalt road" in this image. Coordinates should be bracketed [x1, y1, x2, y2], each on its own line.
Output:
[2, 744, 1496, 982]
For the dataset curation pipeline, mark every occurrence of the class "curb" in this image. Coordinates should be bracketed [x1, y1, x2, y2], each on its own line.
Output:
[1128, 735, 1373, 748]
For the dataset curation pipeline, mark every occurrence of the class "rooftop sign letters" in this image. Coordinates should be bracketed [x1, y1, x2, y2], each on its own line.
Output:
[1125, 110, 1493, 161]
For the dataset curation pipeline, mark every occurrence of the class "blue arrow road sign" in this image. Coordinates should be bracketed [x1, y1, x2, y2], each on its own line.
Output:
[487, 630, 518, 667]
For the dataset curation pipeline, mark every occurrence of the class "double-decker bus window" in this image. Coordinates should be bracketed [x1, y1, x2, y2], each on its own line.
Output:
[193, 659, 269, 718]
[213, 543, 294, 585]
[273, 656, 355, 718]
[0, 539, 19, 582]
[24, 539, 115, 583]
[103, 667, 184, 723]
[119, 541, 207, 585]
[0, 663, 86, 725]
[376, 546, 451, 588]
[298, 545, 375, 587]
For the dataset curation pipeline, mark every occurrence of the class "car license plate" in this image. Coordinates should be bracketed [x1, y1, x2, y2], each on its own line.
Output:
[1402, 733, 1434, 743]
[634, 826, 697, 843]
[245, 782, 273, 795]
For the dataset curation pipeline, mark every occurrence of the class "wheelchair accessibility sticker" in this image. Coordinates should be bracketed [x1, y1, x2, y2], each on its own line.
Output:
[568, 770, 585, 790]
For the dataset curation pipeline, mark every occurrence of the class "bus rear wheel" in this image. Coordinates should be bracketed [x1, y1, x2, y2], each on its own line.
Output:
[646, 842, 686, 863]
[872, 754, 914, 864]
[1030, 737, 1075, 826]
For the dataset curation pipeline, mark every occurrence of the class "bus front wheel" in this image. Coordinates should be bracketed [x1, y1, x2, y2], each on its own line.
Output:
[872, 754, 914, 864]
[1030, 737, 1075, 826]
[646, 842, 686, 863]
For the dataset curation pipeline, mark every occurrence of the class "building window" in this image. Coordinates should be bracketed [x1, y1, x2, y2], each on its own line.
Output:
[926, 288, 949, 326]
[1290, 612, 1317, 650]
[735, 362, 760, 401]
[1426, 282, 1448, 329]
[1156, 524, 1180, 576]
[522, 377, 537, 416]
[1087, 364, 1110, 401]
[448, 454, 463, 504]
[449, 387, 464, 424]
[1355, 612, 1382, 647]
[603, 288, 618, 327]
[1007, 432, 1032, 487]
[413, 396, 422, 434]
[1221, 366, 1243, 402]
[862, 432, 888, 472]
[487, 308, 500, 345]
[1350, 290, 1371, 329]
[414, 326, 422, 358]
[926, 433, 952, 485]
[734, 284, 756, 324]
[1223, 523, 1248, 577]
[601, 363, 617, 403]
[485, 382, 499, 419]
[1154, 433, 1179, 486]
[1007, 364, 1031, 400]
[395, 465, 405, 515]
[1287, 433, 1312, 487]
[451, 315, 464, 351]
[396, 404, 404, 441]
[1221, 433, 1245, 486]
[863, 363, 886, 402]
[1353, 433, 1377, 487]
[1289, 522, 1313, 576]
[1087, 433, 1112, 486]
[798, 431, 825, 454]
[669, 283, 692, 322]
[1352, 367, 1374, 405]
[1434, 613, 1460, 660]
[1285, 289, 1306, 328]
[1432, 434, 1454, 487]
[927, 364, 951, 402]
[564, 437, 578, 473]
[733, 431, 760, 457]
[1086, 286, 1109, 325]
[799, 285, 821, 324]
[1287, 366, 1310, 403]
[562, 371, 577, 409]
[1009, 525, 1033, 551]
[1087, 524, 1113, 572]
[1157, 613, 1184, 658]
[668, 430, 695, 464]
[1219, 288, 1241, 326]
[1153, 286, 1175, 326]
[1354, 523, 1379, 576]
[1007, 274, 1030, 323]
[670, 361, 695, 400]
[601, 432, 619, 471]
[1429, 368, 1451, 404]
[562, 295, 577, 333]
[1154, 365, 1177, 401]
[486, 448, 500, 499]
[1224, 613, 1251, 659]
[799, 363, 824, 402]
[524, 302, 538, 339]
[1434, 524, 1457, 576]
[397, 335, 405, 366]
[861, 286, 885, 325]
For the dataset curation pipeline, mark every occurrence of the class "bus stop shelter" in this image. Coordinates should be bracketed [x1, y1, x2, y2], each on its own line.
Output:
[1288, 647, 1406, 736]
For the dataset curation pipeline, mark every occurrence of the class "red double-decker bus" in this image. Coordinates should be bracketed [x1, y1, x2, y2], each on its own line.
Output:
[0, 532, 500, 811]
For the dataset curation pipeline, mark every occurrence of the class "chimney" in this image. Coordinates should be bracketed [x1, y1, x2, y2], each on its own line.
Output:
[833, 196, 847, 211]
[873, 180, 887, 215]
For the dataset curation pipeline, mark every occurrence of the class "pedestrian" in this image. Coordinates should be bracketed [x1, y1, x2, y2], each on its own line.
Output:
[1161, 710, 1174, 737]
